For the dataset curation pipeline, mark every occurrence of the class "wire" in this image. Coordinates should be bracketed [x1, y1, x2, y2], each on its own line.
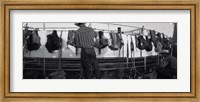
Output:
[98, 23, 141, 29]
[23, 22, 172, 38]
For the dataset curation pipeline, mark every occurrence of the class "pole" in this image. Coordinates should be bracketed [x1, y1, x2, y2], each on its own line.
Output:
[43, 23, 46, 77]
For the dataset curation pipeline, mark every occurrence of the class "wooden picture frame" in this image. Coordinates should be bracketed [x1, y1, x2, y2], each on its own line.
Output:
[0, 0, 199, 102]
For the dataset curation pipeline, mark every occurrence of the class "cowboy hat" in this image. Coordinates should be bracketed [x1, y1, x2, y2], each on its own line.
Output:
[159, 50, 170, 54]
[74, 23, 86, 26]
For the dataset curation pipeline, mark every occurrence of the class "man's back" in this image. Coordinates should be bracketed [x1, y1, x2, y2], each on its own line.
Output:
[75, 27, 97, 48]
[74, 24, 101, 79]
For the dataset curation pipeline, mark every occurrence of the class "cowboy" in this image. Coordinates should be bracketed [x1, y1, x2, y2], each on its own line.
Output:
[74, 23, 101, 79]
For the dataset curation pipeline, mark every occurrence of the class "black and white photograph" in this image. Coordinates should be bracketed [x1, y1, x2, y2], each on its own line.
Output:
[23, 22, 177, 79]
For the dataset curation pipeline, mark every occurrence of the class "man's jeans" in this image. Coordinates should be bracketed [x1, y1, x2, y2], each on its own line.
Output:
[81, 48, 101, 79]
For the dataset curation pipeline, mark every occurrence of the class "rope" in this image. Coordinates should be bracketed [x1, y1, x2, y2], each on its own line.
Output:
[57, 31, 63, 71]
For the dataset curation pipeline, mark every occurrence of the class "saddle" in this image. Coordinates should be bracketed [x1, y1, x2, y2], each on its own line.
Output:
[162, 33, 170, 50]
[45, 30, 62, 53]
[157, 32, 162, 42]
[145, 36, 153, 51]
[136, 35, 152, 51]
[108, 32, 124, 51]
[67, 30, 76, 47]
[149, 30, 157, 47]
[94, 31, 109, 54]
[155, 40, 162, 52]
[26, 29, 41, 51]
[67, 30, 79, 55]
[130, 36, 134, 51]
[136, 35, 146, 50]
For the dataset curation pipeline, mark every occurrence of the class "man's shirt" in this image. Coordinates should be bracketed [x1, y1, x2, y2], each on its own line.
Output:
[74, 26, 97, 48]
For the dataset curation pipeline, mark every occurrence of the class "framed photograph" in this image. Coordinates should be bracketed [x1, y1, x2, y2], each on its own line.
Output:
[0, 0, 199, 102]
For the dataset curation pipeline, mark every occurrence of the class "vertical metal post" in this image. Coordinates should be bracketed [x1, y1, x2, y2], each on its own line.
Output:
[126, 35, 129, 68]
[171, 44, 173, 56]
[144, 56, 146, 72]
[122, 46, 124, 57]
[43, 23, 46, 77]
[157, 53, 160, 64]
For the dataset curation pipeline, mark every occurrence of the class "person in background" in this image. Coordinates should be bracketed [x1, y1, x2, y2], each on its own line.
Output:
[171, 43, 177, 58]
[155, 50, 177, 79]
[74, 23, 101, 79]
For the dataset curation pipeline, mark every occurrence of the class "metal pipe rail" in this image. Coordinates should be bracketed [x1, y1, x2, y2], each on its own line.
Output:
[23, 22, 171, 38]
